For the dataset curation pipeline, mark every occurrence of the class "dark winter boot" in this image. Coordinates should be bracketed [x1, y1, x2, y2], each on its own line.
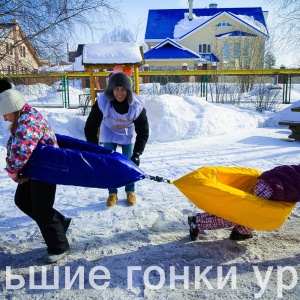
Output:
[229, 230, 253, 241]
[188, 216, 200, 241]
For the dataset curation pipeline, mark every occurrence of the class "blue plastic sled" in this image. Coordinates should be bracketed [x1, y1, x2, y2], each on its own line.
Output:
[21, 134, 145, 188]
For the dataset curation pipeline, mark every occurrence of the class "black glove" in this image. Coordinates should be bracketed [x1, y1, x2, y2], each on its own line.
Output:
[131, 152, 140, 166]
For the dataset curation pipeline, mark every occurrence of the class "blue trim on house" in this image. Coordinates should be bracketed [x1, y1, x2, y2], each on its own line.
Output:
[144, 38, 220, 63]
[199, 53, 220, 63]
[215, 30, 257, 38]
[225, 11, 267, 37]
[144, 39, 201, 59]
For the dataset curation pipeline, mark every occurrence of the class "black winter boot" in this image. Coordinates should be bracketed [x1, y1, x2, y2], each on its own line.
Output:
[229, 230, 253, 241]
[188, 216, 200, 241]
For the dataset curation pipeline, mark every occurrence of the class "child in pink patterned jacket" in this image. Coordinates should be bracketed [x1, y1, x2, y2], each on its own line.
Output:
[0, 79, 71, 264]
[188, 164, 300, 241]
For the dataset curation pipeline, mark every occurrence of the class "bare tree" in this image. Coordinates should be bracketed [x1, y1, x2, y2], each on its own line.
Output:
[264, 51, 276, 69]
[208, 25, 266, 94]
[99, 18, 148, 52]
[132, 17, 148, 53]
[0, 0, 122, 65]
[100, 27, 135, 43]
[266, 0, 300, 65]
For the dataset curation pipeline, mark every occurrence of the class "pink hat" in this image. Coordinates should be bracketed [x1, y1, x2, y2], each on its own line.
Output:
[113, 65, 123, 73]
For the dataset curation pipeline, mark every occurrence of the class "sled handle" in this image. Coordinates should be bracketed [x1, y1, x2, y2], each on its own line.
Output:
[145, 174, 173, 184]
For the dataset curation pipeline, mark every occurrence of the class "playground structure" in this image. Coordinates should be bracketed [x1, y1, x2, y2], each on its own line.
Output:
[81, 42, 145, 105]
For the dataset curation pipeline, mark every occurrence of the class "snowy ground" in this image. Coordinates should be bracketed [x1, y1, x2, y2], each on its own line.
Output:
[0, 84, 300, 299]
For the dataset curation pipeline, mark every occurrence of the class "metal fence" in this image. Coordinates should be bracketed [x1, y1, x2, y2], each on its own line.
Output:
[79, 94, 92, 116]
[1, 69, 299, 114]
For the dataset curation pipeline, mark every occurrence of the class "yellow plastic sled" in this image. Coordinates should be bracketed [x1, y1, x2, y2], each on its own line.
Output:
[173, 166, 296, 230]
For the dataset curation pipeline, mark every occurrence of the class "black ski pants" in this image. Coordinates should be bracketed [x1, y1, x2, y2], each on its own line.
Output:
[14, 179, 70, 254]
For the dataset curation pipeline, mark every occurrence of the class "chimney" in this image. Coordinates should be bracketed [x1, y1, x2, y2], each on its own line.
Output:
[209, 3, 218, 8]
[188, 0, 193, 21]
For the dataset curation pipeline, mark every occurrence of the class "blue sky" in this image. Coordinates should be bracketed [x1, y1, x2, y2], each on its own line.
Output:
[120, 0, 269, 16]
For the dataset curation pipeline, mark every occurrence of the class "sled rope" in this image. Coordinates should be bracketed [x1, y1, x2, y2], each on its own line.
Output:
[145, 174, 173, 184]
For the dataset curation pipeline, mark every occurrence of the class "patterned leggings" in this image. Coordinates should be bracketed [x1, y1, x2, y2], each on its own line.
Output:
[195, 180, 273, 235]
[195, 212, 253, 234]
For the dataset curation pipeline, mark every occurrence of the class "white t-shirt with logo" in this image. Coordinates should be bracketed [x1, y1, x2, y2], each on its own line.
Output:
[97, 92, 145, 145]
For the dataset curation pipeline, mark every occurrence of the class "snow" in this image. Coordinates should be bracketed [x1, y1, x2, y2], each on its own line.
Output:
[82, 42, 143, 65]
[58, 42, 144, 72]
[234, 14, 268, 35]
[173, 14, 211, 38]
[173, 12, 268, 39]
[1, 81, 300, 299]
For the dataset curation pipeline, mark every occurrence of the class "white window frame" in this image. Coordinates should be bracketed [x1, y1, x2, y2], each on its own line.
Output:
[199, 43, 211, 53]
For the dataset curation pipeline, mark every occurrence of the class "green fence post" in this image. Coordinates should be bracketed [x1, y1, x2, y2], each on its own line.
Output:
[205, 77, 208, 101]
[282, 74, 286, 104]
[288, 74, 291, 104]
[200, 75, 203, 97]
[284, 74, 288, 104]
[61, 76, 70, 108]
[201, 74, 208, 100]
[282, 74, 291, 104]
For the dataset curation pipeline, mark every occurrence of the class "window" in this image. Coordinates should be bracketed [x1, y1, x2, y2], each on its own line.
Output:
[216, 21, 232, 27]
[7, 66, 14, 74]
[199, 44, 211, 53]
[21, 67, 29, 74]
[222, 43, 230, 60]
[6, 43, 13, 55]
[244, 43, 250, 57]
[233, 43, 240, 59]
[19, 46, 26, 57]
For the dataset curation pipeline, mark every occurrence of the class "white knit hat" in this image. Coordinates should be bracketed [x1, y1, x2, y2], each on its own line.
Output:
[0, 89, 25, 116]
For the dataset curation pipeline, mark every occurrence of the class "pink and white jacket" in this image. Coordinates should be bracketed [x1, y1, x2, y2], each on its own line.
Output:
[5, 104, 58, 175]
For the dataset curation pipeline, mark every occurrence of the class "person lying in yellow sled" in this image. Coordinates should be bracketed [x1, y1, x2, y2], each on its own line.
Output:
[188, 164, 300, 241]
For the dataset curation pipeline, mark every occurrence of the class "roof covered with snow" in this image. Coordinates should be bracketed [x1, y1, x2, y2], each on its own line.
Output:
[82, 42, 144, 66]
[145, 7, 268, 41]
[144, 38, 219, 62]
[145, 39, 200, 60]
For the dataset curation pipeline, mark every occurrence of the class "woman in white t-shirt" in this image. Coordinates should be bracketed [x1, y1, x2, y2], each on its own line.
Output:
[84, 72, 149, 207]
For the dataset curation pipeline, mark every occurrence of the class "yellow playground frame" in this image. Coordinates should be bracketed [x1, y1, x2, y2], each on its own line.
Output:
[81, 43, 145, 105]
